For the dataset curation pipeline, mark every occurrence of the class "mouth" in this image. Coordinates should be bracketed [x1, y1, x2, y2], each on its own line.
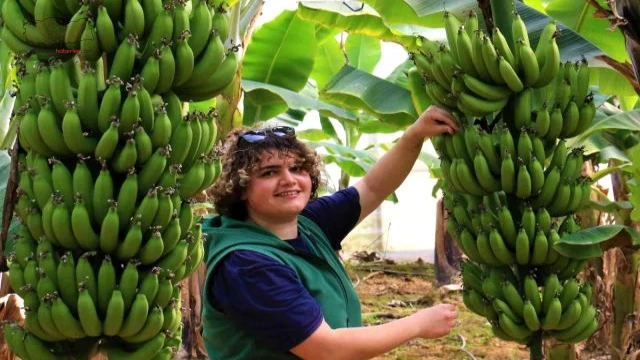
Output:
[275, 190, 301, 197]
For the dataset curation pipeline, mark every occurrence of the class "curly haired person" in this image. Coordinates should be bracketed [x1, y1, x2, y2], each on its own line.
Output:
[201, 105, 459, 359]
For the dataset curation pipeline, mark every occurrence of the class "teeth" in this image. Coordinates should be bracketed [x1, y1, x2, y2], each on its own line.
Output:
[278, 191, 298, 196]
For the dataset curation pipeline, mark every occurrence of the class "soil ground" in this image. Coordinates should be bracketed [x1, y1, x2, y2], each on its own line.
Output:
[347, 259, 530, 360]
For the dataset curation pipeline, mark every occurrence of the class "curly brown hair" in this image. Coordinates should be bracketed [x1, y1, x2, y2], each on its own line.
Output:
[208, 125, 325, 220]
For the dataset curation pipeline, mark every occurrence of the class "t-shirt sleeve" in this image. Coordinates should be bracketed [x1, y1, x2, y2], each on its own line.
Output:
[301, 186, 361, 250]
[210, 250, 324, 352]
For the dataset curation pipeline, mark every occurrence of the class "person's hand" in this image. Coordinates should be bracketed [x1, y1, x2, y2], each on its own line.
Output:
[410, 105, 459, 139]
[414, 303, 458, 339]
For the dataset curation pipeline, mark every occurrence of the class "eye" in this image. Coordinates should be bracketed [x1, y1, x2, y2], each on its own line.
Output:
[260, 170, 275, 177]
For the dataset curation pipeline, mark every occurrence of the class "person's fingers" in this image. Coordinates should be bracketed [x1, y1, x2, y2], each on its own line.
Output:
[433, 117, 458, 133]
[441, 303, 456, 310]
[428, 106, 458, 128]
[434, 124, 454, 135]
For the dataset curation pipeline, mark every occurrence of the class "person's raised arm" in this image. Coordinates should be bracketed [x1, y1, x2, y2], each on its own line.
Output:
[353, 105, 458, 224]
[290, 303, 457, 360]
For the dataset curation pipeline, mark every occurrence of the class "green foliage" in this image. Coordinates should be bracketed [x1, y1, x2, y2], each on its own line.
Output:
[345, 34, 381, 73]
[322, 65, 417, 126]
[242, 10, 318, 124]
[628, 144, 640, 221]
[306, 140, 377, 177]
[525, 0, 629, 62]
[242, 79, 356, 122]
[311, 38, 345, 90]
[297, 2, 418, 51]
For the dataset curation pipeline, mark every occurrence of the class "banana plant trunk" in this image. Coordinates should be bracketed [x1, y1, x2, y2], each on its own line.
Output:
[600, 165, 640, 359]
[434, 199, 462, 285]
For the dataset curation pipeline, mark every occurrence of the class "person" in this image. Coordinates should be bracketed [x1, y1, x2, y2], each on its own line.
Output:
[201, 105, 460, 359]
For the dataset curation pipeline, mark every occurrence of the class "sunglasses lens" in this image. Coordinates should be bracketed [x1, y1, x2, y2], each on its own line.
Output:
[239, 133, 266, 143]
[239, 126, 295, 143]
[271, 126, 295, 137]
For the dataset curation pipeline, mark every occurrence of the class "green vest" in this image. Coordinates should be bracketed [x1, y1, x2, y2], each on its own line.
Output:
[201, 214, 362, 360]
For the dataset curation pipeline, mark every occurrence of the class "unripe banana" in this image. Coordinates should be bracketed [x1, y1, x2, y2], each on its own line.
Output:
[455, 25, 477, 77]
[463, 289, 489, 317]
[560, 100, 580, 138]
[118, 259, 141, 313]
[515, 160, 532, 199]
[534, 32, 560, 88]
[462, 73, 511, 101]
[500, 151, 516, 194]
[574, 94, 596, 135]
[476, 231, 501, 266]
[516, 38, 539, 87]
[575, 58, 591, 106]
[97, 254, 117, 315]
[514, 89, 532, 130]
[541, 296, 562, 330]
[498, 313, 531, 340]
[457, 92, 508, 118]
[109, 34, 139, 82]
[498, 55, 524, 93]
[117, 293, 150, 337]
[523, 300, 540, 331]
[103, 289, 126, 336]
[96, 5, 118, 53]
[542, 273, 561, 313]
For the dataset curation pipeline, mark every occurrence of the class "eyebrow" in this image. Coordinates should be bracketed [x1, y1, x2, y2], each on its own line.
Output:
[257, 161, 303, 171]
[258, 164, 282, 171]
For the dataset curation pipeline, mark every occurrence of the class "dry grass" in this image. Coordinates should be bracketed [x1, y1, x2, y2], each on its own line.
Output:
[347, 261, 530, 360]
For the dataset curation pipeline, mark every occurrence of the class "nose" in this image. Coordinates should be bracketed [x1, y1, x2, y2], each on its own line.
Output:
[279, 168, 296, 185]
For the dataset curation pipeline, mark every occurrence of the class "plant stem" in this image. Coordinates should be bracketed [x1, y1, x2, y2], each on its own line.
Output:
[489, 0, 515, 49]
[529, 331, 543, 360]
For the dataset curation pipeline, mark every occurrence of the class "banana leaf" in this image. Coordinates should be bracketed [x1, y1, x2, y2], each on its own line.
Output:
[524, 0, 629, 63]
[311, 38, 345, 90]
[0, 43, 12, 92]
[242, 9, 317, 124]
[553, 242, 603, 259]
[403, 0, 477, 24]
[0, 88, 16, 148]
[296, 129, 334, 141]
[385, 59, 414, 90]
[0, 150, 19, 257]
[571, 109, 640, 146]
[319, 116, 340, 143]
[242, 80, 356, 122]
[591, 66, 638, 98]
[357, 118, 405, 134]
[321, 65, 417, 127]
[555, 224, 640, 251]
[353, 0, 476, 36]
[297, 2, 419, 51]
[306, 140, 377, 177]
[345, 34, 381, 73]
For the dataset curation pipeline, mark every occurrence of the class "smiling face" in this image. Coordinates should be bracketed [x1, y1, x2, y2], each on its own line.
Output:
[241, 149, 313, 223]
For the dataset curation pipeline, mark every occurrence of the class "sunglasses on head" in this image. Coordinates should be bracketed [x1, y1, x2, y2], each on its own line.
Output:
[238, 126, 296, 143]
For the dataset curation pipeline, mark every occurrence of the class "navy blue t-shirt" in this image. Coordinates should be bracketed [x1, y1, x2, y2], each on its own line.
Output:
[210, 186, 361, 352]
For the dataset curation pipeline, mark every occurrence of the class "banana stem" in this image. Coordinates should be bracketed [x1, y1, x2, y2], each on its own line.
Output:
[528, 331, 543, 360]
[489, 0, 516, 49]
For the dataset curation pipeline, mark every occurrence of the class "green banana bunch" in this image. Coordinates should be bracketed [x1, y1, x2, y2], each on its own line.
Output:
[174, 47, 240, 101]
[6, 0, 230, 355]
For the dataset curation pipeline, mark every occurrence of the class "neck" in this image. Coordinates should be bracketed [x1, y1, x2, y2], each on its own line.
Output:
[246, 215, 298, 240]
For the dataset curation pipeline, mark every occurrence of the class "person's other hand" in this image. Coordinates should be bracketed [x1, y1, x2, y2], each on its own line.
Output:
[411, 105, 459, 139]
[414, 303, 458, 339]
